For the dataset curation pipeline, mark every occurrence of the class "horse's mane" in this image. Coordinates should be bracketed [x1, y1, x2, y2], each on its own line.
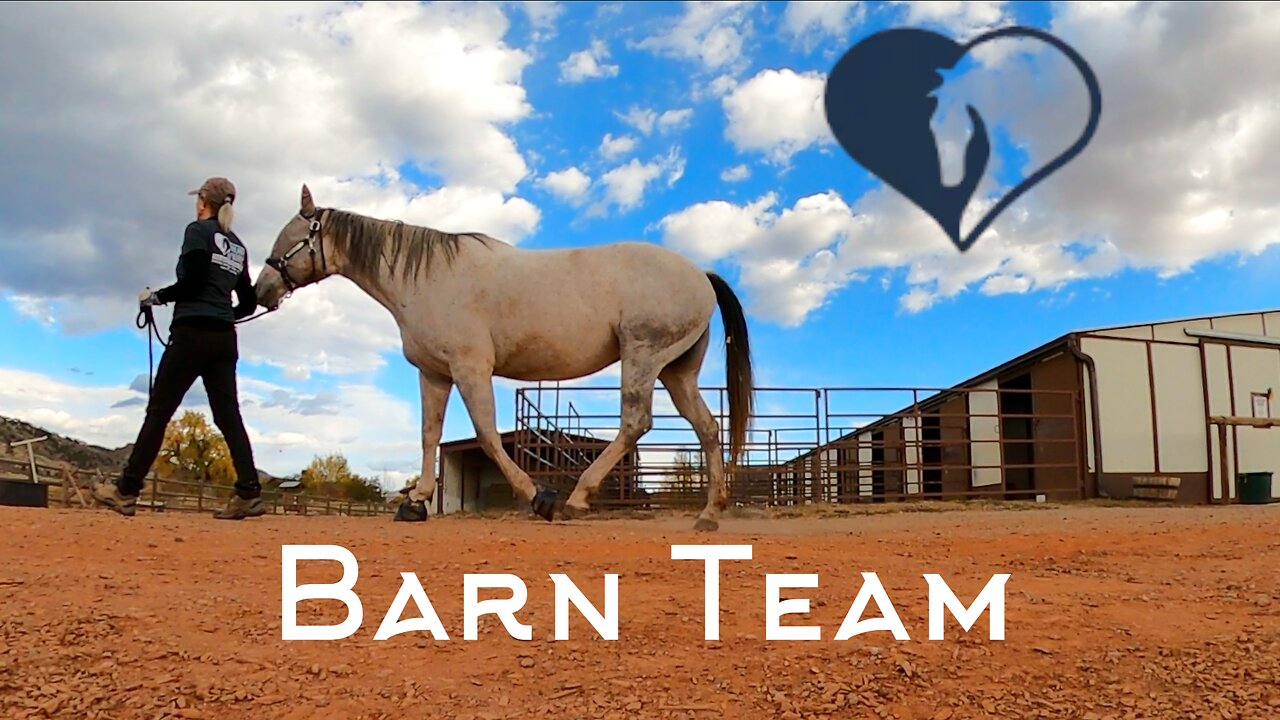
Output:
[325, 209, 491, 282]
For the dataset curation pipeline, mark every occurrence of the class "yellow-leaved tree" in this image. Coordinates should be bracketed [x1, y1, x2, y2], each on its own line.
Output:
[156, 410, 235, 488]
[302, 452, 384, 502]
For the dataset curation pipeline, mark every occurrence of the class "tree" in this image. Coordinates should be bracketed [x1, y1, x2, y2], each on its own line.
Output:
[156, 411, 234, 487]
[302, 452, 384, 502]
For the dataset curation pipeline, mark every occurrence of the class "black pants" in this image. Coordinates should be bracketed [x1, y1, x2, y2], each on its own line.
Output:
[118, 324, 260, 500]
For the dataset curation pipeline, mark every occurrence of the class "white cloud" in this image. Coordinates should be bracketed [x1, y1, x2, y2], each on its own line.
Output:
[618, 106, 659, 134]
[559, 38, 619, 83]
[658, 187, 1124, 325]
[781, 1, 864, 48]
[601, 160, 664, 212]
[723, 68, 831, 162]
[0, 367, 421, 486]
[519, 1, 565, 42]
[598, 150, 685, 213]
[659, 192, 779, 263]
[658, 108, 695, 133]
[659, 3, 1280, 325]
[893, 1, 1010, 39]
[709, 74, 739, 97]
[0, 1, 540, 377]
[720, 164, 751, 182]
[619, 106, 695, 135]
[8, 295, 57, 327]
[538, 167, 592, 204]
[600, 132, 638, 159]
[634, 1, 756, 73]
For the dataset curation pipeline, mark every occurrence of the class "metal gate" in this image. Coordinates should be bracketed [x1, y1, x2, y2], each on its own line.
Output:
[513, 383, 1083, 509]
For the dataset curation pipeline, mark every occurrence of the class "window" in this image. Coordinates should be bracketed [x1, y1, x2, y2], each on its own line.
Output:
[1251, 391, 1272, 419]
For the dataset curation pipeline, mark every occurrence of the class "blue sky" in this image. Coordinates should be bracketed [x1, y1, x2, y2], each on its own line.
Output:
[1, 1, 1277, 486]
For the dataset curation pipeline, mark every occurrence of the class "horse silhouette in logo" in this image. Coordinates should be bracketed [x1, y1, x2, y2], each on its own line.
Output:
[825, 28, 989, 247]
[823, 26, 1102, 253]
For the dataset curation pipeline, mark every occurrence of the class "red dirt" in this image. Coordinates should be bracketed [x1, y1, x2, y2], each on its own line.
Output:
[2, 503, 1278, 719]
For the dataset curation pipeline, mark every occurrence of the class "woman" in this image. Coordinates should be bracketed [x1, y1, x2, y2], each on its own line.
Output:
[93, 177, 265, 520]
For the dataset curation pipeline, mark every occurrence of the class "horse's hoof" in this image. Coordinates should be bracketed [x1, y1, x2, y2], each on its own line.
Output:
[394, 499, 428, 522]
[560, 502, 589, 521]
[531, 487, 557, 522]
[694, 517, 719, 532]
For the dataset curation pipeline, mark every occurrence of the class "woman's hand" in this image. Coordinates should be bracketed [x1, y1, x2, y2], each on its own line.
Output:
[138, 287, 163, 308]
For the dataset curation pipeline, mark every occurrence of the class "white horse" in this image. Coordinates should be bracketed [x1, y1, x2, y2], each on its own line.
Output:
[253, 185, 754, 531]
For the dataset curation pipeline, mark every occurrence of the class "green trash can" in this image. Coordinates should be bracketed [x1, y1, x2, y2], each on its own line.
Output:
[1237, 472, 1274, 505]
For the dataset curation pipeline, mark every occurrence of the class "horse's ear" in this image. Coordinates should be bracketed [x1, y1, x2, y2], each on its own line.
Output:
[301, 184, 316, 218]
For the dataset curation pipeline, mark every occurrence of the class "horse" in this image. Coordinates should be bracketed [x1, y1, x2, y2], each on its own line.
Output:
[252, 185, 754, 531]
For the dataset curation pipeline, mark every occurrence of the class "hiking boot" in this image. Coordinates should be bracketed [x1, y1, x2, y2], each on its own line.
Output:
[213, 495, 266, 520]
[92, 480, 137, 517]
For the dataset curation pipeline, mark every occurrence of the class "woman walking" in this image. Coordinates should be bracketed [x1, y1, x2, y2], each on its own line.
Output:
[93, 177, 265, 520]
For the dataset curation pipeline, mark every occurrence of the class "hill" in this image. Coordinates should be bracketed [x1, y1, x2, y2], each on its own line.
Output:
[0, 415, 278, 484]
[0, 415, 131, 472]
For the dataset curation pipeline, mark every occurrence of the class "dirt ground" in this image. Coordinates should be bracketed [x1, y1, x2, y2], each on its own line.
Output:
[1, 502, 1278, 720]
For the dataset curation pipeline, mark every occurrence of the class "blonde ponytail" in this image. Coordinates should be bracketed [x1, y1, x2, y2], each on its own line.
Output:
[217, 201, 235, 233]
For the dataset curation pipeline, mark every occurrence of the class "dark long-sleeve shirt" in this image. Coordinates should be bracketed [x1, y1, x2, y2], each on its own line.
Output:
[155, 219, 257, 330]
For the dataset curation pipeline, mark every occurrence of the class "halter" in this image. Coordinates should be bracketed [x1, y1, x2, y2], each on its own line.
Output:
[265, 209, 328, 294]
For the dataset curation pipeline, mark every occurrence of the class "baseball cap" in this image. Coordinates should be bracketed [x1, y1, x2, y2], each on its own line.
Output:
[188, 177, 236, 206]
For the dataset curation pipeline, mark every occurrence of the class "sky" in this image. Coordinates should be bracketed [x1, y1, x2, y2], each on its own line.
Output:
[1, 1, 1278, 489]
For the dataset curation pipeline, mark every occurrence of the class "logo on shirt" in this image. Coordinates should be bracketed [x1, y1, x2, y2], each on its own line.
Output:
[211, 232, 245, 275]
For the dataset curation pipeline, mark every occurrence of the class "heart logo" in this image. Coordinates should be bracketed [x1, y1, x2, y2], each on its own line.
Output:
[823, 26, 1102, 253]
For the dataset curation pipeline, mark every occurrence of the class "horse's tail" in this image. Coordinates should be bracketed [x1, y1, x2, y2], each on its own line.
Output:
[706, 272, 754, 468]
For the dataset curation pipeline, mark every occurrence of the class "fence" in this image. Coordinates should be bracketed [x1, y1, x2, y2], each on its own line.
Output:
[0, 455, 395, 517]
[513, 384, 1085, 509]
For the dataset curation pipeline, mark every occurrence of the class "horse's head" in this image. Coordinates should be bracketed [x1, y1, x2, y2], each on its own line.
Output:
[254, 184, 332, 310]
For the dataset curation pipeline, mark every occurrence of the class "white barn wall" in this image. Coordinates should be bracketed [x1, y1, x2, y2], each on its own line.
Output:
[1152, 319, 1213, 344]
[440, 454, 464, 514]
[1082, 337, 1155, 474]
[1151, 344, 1207, 473]
[1094, 326, 1154, 341]
[1213, 314, 1266, 336]
[1264, 312, 1280, 338]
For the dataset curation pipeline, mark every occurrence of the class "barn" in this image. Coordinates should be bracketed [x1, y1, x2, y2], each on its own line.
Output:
[431, 308, 1280, 514]
[788, 308, 1280, 505]
[435, 429, 643, 515]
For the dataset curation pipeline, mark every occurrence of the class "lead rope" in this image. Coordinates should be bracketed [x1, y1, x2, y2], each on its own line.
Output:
[135, 305, 167, 395]
[135, 304, 275, 395]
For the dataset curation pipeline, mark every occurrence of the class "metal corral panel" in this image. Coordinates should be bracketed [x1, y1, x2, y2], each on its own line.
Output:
[967, 380, 1002, 487]
[1151, 343, 1208, 472]
[1083, 337, 1155, 473]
